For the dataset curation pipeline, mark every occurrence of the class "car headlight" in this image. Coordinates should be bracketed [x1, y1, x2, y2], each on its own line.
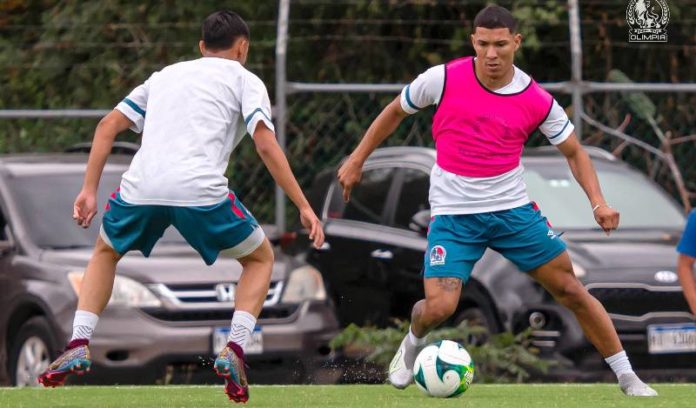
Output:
[281, 265, 327, 303]
[571, 262, 586, 278]
[68, 271, 162, 308]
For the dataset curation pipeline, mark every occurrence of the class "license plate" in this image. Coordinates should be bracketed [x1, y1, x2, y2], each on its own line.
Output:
[213, 326, 263, 355]
[647, 323, 696, 354]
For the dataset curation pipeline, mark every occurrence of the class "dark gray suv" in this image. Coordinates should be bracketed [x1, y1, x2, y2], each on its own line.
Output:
[299, 146, 696, 378]
[0, 153, 339, 386]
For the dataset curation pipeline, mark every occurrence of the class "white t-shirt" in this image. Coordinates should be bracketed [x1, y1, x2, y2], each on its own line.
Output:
[115, 57, 274, 206]
[399, 62, 575, 215]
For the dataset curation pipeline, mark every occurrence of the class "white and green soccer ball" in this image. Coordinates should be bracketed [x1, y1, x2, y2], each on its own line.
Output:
[413, 340, 474, 398]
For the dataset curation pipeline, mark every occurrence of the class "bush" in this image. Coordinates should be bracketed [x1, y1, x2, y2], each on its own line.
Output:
[330, 320, 555, 383]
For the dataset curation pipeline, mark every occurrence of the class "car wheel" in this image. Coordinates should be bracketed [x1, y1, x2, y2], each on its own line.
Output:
[454, 306, 497, 345]
[8, 316, 57, 387]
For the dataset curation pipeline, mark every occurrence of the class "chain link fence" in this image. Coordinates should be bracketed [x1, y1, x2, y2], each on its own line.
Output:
[227, 92, 433, 223]
[234, 88, 696, 226]
[1, 0, 694, 226]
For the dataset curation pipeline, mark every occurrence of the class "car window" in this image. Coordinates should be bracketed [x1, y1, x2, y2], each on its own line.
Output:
[393, 168, 430, 229]
[6, 171, 188, 249]
[327, 167, 396, 224]
[524, 164, 685, 229]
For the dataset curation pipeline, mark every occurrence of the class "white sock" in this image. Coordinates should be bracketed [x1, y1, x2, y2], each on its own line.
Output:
[70, 310, 99, 342]
[408, 326, 426, 346]
[227, 310, 257, 352]
[605, 350, 634, 378]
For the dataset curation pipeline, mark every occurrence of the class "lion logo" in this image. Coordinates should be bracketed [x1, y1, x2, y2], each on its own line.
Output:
[626, 0, 669, 42]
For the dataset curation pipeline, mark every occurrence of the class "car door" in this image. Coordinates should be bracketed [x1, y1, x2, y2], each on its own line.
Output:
[312, 166, 398, 326]
[379, 167, 431, 318]
[0, 203, 18, 384]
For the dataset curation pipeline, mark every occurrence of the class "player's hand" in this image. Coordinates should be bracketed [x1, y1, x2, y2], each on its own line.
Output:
[594, 205, 619, 235]
[73, 189, 98, 228]
[337, 156, 363, 202]
[299, 206, 325, 249]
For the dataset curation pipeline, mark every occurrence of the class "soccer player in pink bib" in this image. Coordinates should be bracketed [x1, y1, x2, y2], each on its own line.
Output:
[338, 4, 656, 397]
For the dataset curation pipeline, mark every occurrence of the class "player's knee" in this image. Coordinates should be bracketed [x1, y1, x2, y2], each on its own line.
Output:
[426, 298, 458, 324]
[95, 236, 121, 261]
[240, 238, 274, 267]
[554, 279, 588, 311]
[264, 240, 275, 265]
[257, 239, 274, 265]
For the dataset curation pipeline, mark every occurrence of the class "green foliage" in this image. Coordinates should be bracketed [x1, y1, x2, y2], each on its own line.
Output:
[1, 0, 694, 219]
[608, 70, 657, 123]
[330, 320, 554, 383]
[511, 0, 567, 52]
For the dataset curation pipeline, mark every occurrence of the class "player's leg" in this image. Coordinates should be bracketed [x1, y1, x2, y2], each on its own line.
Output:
[172, 192, 268, 402]
[389, 277, 463, 389]
[40, 193, 166, 387]
[233, 238, 274, 317]
[529, 253, 657, 397]
[77, 236, 122, 314]
[410, 277, 463, 336]
[389, 214, 485, 389]
[214, 239, 273, 402]
[492, 203, 656, 397]
[37, 236, 120, 387]
[529, 252, 621, 356]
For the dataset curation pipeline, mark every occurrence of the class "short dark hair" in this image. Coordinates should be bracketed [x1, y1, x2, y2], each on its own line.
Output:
[473, 4, 518, 33]
[201, 10, 250, 50]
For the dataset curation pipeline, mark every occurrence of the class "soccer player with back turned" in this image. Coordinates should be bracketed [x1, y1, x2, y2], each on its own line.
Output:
[338, 5, 657, 397]
[38, 10, 324, 403]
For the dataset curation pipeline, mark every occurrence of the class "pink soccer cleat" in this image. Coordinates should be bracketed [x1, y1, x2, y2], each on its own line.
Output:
[214, 341, 249, 403]
[38, 339, 91, 387]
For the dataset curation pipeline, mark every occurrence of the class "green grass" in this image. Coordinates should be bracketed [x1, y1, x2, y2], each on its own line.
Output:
[1, 384, 695, 408]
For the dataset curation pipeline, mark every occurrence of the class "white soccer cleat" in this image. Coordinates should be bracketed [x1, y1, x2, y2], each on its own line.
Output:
[388, 336, 415, 389]
[618, 373, 658, 397]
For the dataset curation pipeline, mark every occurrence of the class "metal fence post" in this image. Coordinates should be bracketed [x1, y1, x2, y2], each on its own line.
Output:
[275, 0, 290, 232]
[568, 0, 584, 139]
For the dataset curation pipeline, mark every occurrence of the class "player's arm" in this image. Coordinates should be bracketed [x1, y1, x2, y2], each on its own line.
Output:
[678, 254, 696, 316]
[74, 74, 151, 228]
[337, 97, 408, 201]
[73, 110, 135, 228]
[338, 65, 443, 202]
[241, 73, 324, 247]
[252, 123, 324, 248]
[556, 133, 619, 235]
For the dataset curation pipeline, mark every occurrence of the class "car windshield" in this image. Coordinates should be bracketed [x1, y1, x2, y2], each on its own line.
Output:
[523, 163, 685, 230]
[7, 170, 187, 249]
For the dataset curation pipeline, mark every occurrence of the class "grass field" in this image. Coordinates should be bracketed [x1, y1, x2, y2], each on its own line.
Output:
[1, 384, 695, 408]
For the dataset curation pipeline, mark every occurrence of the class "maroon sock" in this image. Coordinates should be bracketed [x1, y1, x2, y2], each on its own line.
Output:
[67, 338, 89, 349]
[226, 341, 245, 361]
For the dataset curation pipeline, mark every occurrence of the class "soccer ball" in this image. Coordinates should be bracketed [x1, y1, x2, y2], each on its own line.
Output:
[413, 340, 474, 398]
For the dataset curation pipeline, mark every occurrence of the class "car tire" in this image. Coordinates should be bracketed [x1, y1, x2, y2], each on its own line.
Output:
[454, 306, 497, 345]
[8, 316, 57, 387]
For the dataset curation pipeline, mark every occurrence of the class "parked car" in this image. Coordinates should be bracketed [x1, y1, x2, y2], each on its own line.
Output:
[0, 153, 339, 387]
[296, 146, 696, 377]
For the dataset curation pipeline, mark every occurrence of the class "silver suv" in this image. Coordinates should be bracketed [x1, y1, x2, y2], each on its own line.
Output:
[0, 153, 339, 386]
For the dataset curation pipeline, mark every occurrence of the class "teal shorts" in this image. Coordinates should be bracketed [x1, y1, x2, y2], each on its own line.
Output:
[100, 191, 264, 265]
[424, 202, 567, 282]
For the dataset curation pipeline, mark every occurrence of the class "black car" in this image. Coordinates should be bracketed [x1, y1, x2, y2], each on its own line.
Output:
[298, 146, 696, 376]
[0, 153, 339, 386]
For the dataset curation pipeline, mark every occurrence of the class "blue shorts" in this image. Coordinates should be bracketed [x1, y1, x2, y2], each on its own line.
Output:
[424, 202, 567, 282]
[100, 191, 264, 265]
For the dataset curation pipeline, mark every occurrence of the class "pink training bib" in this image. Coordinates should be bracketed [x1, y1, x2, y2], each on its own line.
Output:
[432, 57, 553, 178]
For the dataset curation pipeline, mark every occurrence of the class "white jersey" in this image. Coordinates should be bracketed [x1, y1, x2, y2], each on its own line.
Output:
[115, 57, 274, 206]
[399, 61, 575, 215]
